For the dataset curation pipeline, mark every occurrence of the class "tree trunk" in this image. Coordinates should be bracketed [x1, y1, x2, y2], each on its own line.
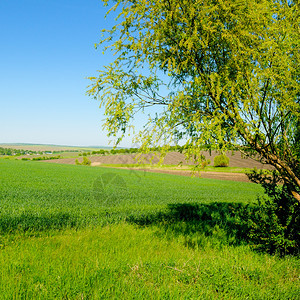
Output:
[253, 145, 300, 203]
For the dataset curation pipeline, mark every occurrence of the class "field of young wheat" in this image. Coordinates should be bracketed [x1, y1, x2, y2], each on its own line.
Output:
[0, 159, 298, 299]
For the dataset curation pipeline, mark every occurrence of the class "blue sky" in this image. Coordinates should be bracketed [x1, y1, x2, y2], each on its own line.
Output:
[0, 0, 140, 147]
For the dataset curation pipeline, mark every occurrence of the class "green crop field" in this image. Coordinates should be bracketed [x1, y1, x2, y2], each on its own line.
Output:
[0, 159, 299, 299]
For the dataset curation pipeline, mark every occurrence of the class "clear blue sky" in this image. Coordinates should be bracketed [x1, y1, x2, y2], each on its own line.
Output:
[0, 0, 138, 147]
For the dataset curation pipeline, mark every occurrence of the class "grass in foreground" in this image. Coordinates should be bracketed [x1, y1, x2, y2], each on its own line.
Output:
[0, 160, 298, 299]
[0, 224, 299, 299]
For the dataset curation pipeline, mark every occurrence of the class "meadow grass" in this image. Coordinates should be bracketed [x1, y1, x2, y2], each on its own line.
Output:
[0, 224, 299, 299]
[0, 159, 299, 299]
[0, 160, 262, 233]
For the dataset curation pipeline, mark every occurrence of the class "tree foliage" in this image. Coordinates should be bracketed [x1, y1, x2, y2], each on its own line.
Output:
[88, 0, 300, 202]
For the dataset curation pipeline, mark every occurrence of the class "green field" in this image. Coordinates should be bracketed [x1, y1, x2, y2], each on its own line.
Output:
[0, 159, 299, 299]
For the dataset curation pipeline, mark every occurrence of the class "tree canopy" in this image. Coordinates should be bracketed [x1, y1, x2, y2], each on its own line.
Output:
[88, 0, 300, 201]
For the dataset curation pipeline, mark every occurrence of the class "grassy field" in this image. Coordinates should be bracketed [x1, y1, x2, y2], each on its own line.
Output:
[0, 159, 298, 299]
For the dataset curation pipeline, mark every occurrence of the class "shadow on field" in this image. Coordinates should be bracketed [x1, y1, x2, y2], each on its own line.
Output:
[127, 202, 254, 247]
[0, 212, 78, 234]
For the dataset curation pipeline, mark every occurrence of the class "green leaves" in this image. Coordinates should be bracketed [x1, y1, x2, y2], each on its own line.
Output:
[88, 0, 300, 199]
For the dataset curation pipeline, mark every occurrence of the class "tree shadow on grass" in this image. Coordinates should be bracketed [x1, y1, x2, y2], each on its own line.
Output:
[127, 202, 254, 247]
[0, 212, 79, 234]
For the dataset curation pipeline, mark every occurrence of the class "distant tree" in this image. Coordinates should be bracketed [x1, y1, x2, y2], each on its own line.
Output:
[82, 157, 91, 166]
[214, 154, 229, 167]
[75, 157, 91, 166]
[88, 0, 300, 202]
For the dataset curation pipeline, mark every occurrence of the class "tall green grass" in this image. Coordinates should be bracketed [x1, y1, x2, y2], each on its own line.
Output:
[0, 159, 263, 233]
[0, 159, 298, 299]
[0, 224, 299, 299]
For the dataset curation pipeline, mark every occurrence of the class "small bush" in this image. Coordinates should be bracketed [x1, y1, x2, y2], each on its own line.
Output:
[76, 157, 91, 166]
[82, 157, 91, 166]
[246, 169, 300, 256]
[214, 154, 229, 167]
[247, 193, 299, 256]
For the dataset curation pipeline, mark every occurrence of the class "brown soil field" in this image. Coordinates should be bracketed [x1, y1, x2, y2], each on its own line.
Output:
[110, 167, 250, 182]
[45, 151, 273, 182]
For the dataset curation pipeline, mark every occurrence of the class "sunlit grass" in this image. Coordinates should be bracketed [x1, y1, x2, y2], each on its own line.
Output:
[0, 159, 298, 299]
[0, 160, 263, 234]
[0, 224, 299, 299]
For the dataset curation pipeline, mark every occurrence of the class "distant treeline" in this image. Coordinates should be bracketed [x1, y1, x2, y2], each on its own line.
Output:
[80, 148, 140, 156]
[22, 156, 62, 161]
[32, 155, 62, 161]
[0, 147, 79, 156]
[79, 146, 186, 157]
[1, 145, 238, 159]
[0, 147, 37, 156]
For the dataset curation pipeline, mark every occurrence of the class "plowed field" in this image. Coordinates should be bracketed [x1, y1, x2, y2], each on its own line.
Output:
[45, 151, 273, 182]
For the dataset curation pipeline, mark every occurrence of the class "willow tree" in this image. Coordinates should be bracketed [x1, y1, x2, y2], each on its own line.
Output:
[88, 0, 300, 202]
